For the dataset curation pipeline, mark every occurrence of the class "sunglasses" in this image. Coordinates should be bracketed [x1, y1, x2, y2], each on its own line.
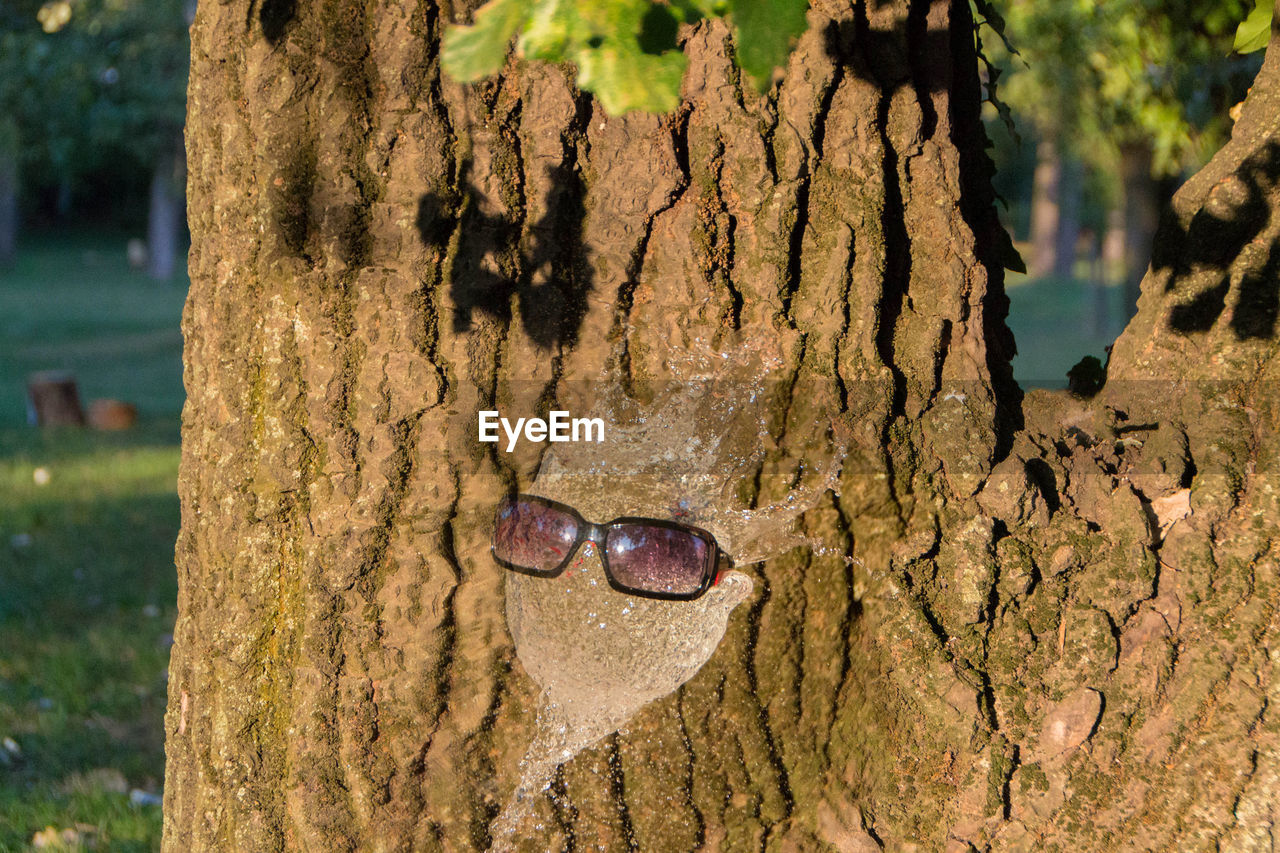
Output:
[491, 494, 731, 601]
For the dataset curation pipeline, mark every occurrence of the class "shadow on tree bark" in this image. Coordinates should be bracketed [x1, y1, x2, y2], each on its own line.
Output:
[1160, 139, 1280, 338]
[253, 0, 297, 45]
[416, 161, 593, 349]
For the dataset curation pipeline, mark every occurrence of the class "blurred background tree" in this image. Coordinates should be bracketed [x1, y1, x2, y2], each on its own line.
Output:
[985, 0, 1262, 320]
[0, 0, 190, 277]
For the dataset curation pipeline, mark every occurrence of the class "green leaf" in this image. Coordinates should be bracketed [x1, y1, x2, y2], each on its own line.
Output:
[555, 0, 688, 113]
[970, 0, 1017, 56]
[993, 224, 1025, 274]
[440, 0, 808, 114]
[637, 4, 681, 54]
[669, 0, 729, 21]
[518, 0, 576, 60]
[441, 0, 533, 82]
[575, 37, 688, 113]
[1234, 1, 1272, 54]
[730, 0, 809, 90]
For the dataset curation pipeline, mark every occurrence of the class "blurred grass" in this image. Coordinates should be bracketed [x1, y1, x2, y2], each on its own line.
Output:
[0, 234, 186, 427]
[1005, 271, 1127, 388]
[0, 233, 183, 851]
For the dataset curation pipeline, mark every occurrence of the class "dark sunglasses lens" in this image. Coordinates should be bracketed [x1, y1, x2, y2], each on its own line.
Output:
[605, 523, 710, 597]
[494, 499, 579, 574]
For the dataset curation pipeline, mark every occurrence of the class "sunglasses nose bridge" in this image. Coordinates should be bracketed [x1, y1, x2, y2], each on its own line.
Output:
[582, 522, 608, 551]
[566, 524, 608, 583]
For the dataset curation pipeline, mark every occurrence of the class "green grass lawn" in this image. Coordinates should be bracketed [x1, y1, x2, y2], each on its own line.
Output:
[0, 233, 184, 851]
[1005, 272, 1127, 388]
[0, 236, 186, 427]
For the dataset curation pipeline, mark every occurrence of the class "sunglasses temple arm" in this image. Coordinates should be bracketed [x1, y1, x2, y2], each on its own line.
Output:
[713, 551, 733, 585]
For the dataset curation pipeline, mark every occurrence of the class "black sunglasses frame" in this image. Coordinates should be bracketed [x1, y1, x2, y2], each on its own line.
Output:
[492, 494, 730, 601]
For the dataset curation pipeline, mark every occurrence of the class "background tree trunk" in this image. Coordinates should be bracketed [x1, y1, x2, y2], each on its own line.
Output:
[0, 118, 19, 269]
[147, 139, 184, 281]
[1051, 154, 1083, 280]
[1028, 136, 1062, 279]
[1102, 204, 1125, 282]
[1119, 141, 1159, 316]
[165, 0, 1280, 849]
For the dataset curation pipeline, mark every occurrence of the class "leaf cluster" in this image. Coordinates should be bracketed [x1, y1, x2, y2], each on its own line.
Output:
[441, 0, 809, 114]
[0, 0, 189, 182]
[988, 0, 1264, 177]
[1233, 1, 1271, 53]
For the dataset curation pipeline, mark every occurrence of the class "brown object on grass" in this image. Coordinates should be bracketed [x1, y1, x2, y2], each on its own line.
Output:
[87, 399, 138, 431]
[26, 371, 85, 426]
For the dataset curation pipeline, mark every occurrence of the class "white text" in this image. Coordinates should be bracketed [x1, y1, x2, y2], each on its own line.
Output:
[478, 410, 605, 452]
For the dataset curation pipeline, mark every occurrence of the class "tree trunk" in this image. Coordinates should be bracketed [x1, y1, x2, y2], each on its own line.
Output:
[1028, 136, 1062, 279]
[1102, 204, 1125, 283]
[147, 140, 184, 281]
[165, 1, 1280, 850]
[26, 370, 85, 427]
[1051, 154, 1083, 280]
[55, 175, 72, 220]
[0, 119, 17, 269]
[1119, 141, 1159, 317]
[1083, 230, 1110, 338]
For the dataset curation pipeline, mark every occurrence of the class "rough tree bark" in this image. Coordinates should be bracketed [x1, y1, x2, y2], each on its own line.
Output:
[165, 0, 1280, 850]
